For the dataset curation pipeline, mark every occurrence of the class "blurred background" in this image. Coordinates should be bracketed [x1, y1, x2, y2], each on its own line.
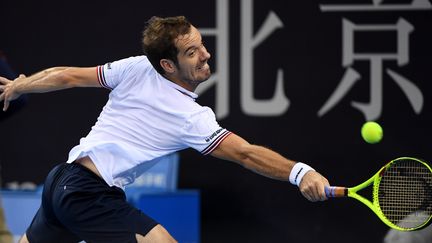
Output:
[0, 0, 431, 242]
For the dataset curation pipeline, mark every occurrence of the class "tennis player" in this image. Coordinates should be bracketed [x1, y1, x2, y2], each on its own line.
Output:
[0, 16, 330, 243]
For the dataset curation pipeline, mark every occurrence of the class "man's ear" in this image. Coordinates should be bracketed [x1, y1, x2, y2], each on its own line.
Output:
[160, 59, 177, 74]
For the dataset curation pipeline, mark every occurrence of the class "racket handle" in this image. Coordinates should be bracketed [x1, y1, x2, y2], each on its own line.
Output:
[325, 186, 348, 198]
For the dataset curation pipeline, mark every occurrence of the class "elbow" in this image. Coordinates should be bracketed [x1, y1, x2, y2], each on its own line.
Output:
[235, 143, 254, 166]
[54, 68, 76, 88]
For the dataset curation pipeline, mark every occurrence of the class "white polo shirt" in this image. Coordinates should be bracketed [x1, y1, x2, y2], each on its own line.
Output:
[66, 56, 231, 189]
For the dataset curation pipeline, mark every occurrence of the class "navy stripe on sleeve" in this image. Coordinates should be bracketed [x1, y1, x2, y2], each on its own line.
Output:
[201, 130, 232, 155]
[97, 65, 111, 90]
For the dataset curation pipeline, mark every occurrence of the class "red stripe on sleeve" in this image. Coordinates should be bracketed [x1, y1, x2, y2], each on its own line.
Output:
[202, 131, 233, 155]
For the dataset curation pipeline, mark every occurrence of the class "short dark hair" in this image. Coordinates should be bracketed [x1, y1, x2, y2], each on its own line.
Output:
[142, 16, 192, 74]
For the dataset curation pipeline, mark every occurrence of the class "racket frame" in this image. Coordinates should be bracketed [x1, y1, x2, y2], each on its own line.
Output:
[326, 157, 432, 231]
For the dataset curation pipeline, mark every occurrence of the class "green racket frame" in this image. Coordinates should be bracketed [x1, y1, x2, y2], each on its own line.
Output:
[325, 157, 432, 231]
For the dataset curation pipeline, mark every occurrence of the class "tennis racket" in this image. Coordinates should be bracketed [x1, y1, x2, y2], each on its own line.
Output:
[325, 157, 432, 231]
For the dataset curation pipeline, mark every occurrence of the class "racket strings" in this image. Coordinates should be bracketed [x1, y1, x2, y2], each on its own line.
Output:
[378, 159, 432, 229]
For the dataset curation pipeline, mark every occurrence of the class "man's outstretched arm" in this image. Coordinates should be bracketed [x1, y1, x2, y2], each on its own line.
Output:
[0, 66, 100, 111]
[211, 133, 330, 202]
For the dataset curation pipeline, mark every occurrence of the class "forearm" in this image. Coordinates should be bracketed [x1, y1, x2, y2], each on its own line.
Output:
[211, 134, 297, 181]
[13, 67, 72, 94]
[1, 66, 99, 111]
[212, 134, 329, 201]
[237, 144, 296, 181]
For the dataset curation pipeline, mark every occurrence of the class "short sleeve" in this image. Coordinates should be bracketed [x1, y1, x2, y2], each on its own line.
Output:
[97, 56, 146, 90]
[182, 107, 232, 155]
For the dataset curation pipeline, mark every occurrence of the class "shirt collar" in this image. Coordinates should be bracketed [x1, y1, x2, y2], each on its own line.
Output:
[160, 75, 199, 100]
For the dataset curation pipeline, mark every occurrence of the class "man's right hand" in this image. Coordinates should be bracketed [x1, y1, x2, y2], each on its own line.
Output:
[299, 170, 330, 202]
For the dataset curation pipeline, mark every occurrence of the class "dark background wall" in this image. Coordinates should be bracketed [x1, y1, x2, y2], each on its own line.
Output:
[1, 0, 431, 242]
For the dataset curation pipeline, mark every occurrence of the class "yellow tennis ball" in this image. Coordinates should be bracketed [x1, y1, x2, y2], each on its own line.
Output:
[361, 121, 383, 144]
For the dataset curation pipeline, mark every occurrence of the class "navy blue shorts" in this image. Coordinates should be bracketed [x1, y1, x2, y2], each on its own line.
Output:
[26, 162, 158, 243]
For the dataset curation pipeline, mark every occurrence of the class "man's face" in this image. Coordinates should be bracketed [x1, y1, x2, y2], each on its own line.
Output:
[173, 26, 211, 87]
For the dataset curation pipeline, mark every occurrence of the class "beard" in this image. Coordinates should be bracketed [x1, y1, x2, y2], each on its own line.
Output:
[180, 64, 212, 88]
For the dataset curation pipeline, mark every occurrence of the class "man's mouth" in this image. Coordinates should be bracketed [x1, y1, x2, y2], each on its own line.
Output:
[197, 63, 209, 71]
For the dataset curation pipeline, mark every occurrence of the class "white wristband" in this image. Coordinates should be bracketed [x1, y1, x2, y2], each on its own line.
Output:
[289, 162, 315, 186]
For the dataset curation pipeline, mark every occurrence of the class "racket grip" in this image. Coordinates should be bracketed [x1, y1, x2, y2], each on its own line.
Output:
[325, 186, 348, 198]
